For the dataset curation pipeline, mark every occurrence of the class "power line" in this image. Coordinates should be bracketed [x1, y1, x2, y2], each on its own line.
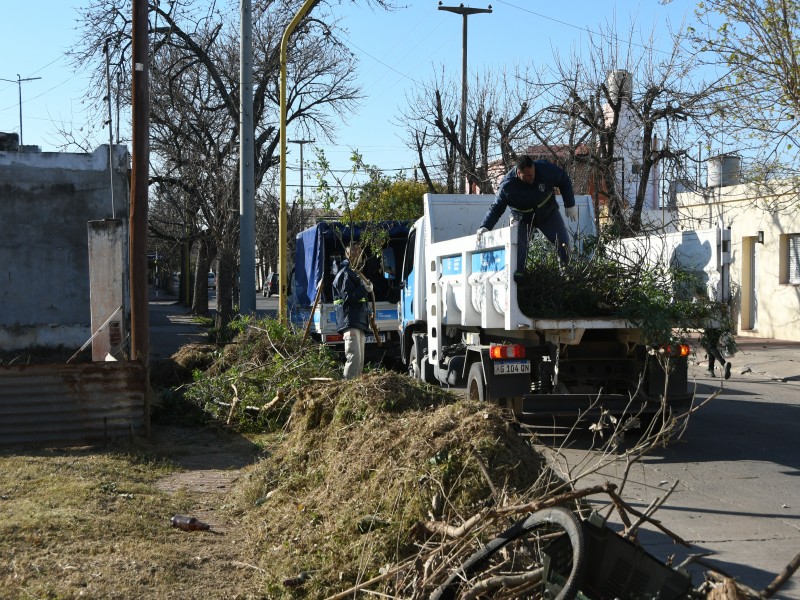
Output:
[494, 0, 685, 56]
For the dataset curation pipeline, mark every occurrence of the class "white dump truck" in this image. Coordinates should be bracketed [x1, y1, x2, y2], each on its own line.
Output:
[399, 194, 730, 424]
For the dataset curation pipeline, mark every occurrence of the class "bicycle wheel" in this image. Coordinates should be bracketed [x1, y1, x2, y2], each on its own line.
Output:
[430, 506, 587, 600]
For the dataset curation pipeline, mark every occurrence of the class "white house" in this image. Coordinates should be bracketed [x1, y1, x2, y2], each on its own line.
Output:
[674, 157, 800, 341]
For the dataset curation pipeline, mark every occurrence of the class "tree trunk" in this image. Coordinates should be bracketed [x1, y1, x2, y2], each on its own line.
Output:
[214, 242, 237, 331]
[179, 239, 194, 307]
[191, 235, 217, 315]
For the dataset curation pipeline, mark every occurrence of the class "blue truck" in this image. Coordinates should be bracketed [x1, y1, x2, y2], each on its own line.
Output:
[288, 220, 411, 365]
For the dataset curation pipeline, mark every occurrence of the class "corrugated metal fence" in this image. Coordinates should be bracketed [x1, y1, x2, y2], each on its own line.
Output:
[0, 362, 147, 447]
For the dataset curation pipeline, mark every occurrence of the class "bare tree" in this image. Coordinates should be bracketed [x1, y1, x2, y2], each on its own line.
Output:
[399, 65, 541, 194]
[71, 0, 393, 329]
[527, 21, 725, 234]
[689, 0, 800, 187]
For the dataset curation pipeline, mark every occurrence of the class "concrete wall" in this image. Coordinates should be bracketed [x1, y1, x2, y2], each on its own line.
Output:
[676, 181, 800, 341]
[0, 145, 130, 351]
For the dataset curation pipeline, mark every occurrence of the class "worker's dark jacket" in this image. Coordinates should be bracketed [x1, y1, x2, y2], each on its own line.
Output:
[480, 161, 576, 230]
[332, 260, 370, 333]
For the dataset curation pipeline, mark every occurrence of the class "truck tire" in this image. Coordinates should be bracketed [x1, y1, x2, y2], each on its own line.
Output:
[409, 339, 422, 380]
[409, 338, 435, 384]
[467, 361, 487, 402]
[430, 506, 587, 600]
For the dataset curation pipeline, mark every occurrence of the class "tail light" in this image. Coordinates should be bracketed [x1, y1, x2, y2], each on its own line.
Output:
[323, 334, 344, 344]
[489, 344, 525, 359]
[658, 343, 690, 358]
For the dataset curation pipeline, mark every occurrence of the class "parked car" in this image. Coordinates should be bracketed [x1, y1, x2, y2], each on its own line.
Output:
[263, 272, 278, 297]
[207, 272, 216, 289]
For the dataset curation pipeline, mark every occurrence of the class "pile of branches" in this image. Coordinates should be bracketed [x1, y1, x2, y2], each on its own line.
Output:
[517, 235, 730, 345]
[184, 316, 340, 431]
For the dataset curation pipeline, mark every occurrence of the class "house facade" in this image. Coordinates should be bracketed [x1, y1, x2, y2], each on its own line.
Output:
[675, 176, 800, 342]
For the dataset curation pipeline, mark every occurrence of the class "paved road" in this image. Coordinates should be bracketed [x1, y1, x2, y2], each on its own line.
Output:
[207, 288, 280, 318]
[539, 354, 800, 597]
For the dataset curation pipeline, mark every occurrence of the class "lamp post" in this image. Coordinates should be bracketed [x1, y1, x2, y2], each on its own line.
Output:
[0, 74, 42, 147]
[438, 2, 491, 194]
[279, 0, 321, 324]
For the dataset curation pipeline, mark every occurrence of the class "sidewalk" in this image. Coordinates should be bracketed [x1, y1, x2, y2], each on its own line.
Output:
[148, 285, 208, 361]
[689, 335, 800, 383]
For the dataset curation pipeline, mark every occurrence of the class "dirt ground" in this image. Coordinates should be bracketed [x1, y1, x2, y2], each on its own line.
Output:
[150, 424, 263, 532]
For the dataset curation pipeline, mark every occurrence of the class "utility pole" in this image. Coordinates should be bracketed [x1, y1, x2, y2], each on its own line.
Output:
[130, 0, 150, 422]
[0, 74, 42, 147]
[288, 138, 313, 229]
[438, 2, 491, 194]
[239, 0, 256, 315]
[103, 41, 116, 219]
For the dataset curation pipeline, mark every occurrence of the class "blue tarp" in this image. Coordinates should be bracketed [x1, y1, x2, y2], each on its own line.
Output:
[293, 221, 410, 307]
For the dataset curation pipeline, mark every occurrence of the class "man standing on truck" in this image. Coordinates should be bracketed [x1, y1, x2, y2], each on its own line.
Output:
[476, 155, 578, 273]
[332, 242, 373, 379]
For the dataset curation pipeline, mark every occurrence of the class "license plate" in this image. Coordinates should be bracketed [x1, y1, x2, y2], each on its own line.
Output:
[493, 360, 531, 375]
[366, 334, 386, 344]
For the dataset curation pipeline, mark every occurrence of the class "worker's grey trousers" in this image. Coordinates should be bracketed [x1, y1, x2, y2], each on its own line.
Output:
[343, 328, 366, 379]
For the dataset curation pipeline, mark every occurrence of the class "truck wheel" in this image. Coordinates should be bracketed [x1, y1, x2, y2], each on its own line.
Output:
[409, 338, 435, 384]
[467, 362, 487, 402]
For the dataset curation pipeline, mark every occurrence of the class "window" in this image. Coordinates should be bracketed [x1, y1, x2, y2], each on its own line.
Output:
[788, 234, 800, 285]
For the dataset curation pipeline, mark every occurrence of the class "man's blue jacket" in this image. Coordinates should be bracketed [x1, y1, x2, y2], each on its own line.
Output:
[332, 259, 371, 333]
[480, 161, 576, 230]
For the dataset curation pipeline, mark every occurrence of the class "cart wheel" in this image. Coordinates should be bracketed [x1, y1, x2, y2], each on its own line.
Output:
[431, 506, 587, 600]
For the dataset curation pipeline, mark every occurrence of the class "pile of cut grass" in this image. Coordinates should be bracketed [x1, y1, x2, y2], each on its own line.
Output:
[233, 371, 553, 598]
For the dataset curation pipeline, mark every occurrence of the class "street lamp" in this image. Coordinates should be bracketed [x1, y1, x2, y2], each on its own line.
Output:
[0, 74, 42, 147]
[279, 0, 321, 324]
[438, 2, 492, 194]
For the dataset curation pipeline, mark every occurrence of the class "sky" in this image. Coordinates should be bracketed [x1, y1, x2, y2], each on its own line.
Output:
[0, 0, 699, 192]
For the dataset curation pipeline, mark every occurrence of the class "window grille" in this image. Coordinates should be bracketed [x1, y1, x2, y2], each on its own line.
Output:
[789, 234, 800, 284]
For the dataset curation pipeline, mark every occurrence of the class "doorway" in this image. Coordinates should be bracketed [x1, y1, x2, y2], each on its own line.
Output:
[741, 236, 758, 330]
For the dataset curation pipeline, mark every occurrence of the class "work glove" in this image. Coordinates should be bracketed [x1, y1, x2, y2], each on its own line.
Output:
[476, 227, 488, 244]
[565, 206, 578, 221]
